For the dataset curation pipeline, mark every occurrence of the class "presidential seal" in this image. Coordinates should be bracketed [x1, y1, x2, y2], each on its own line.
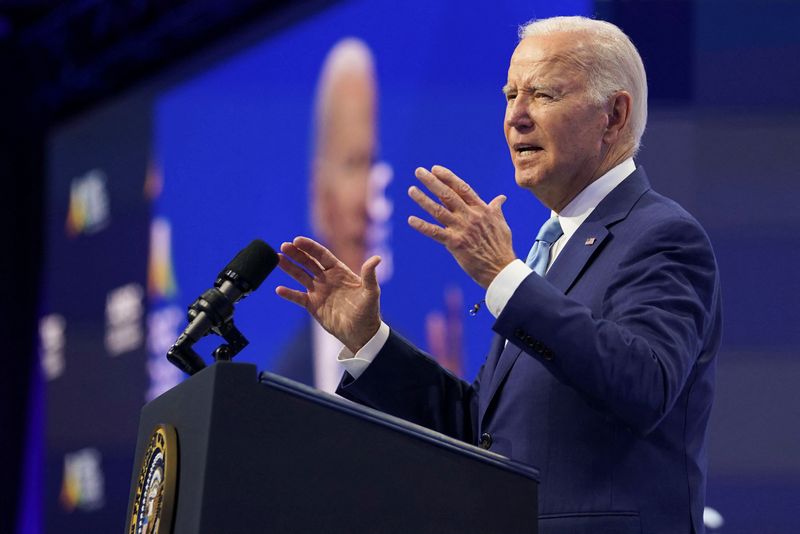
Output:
[129, 424, 177, 534]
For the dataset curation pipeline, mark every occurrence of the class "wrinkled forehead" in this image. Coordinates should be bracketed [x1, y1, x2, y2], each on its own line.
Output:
[507, 33, 592, 86]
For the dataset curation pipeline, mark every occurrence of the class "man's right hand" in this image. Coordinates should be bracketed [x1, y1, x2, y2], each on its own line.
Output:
[275, 236, 382, 354]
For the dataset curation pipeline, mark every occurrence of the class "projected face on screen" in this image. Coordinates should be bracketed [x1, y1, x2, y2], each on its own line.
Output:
[311, 38, 377, 272]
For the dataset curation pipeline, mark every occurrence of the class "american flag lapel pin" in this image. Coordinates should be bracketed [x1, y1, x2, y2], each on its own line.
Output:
[585, 237, 597, 246]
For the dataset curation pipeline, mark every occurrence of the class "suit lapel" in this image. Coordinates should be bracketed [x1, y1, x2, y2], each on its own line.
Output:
[483, 334, 506, 377]
[480, 340, 522, 418]
[545, 223, 609, 294]
[478, 166, 653, 427]
[546, 167, 652, 293]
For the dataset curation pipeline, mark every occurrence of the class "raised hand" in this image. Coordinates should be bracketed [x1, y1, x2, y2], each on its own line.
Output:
[408, 165, 517, 288]
[275, 237, 382, 353]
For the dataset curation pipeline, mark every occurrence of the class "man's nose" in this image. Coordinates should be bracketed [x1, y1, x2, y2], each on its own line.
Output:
[505, 97, 533, 130]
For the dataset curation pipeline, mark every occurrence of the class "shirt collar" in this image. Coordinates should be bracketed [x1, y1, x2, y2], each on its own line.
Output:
[552, 157, 636, 241]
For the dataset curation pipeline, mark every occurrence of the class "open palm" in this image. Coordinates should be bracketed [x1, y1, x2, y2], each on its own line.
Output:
[276, 237, 382, 353]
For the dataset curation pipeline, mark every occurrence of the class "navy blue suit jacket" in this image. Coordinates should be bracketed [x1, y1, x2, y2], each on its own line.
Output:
[338, 167, 722, 533]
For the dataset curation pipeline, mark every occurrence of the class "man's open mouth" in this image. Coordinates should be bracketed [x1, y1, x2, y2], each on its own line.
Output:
[514, 143, 542, 153]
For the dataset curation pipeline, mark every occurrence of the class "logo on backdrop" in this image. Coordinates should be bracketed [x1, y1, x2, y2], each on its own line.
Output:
[146, 216, 184, 399]
[146, 306, 184, 401]
[65, 169, 111, 237]
[59, 448, 106, 512]
[129, 424, 178, 534]
[39, 313, 66, 380]
[147, 217, 178, 299]
[105, 283, 145, 356]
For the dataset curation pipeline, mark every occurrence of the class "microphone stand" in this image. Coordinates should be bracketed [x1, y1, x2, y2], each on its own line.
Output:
[166, 287, 250, 375]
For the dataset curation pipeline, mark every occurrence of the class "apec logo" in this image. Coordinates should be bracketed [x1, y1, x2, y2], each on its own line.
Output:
[105, 283, 145, 356]
[147, 217, 178, 300]
[65, 169, 110, 237]
[146, 305, 184, 401]
[59, 448, 106, 512]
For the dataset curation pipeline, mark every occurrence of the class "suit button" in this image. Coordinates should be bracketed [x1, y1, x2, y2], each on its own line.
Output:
[542, 348, 554, 361]
[479, 432, 493, 449]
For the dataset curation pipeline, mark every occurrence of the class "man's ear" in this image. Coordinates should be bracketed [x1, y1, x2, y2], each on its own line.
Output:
[603, 91, 632, 145]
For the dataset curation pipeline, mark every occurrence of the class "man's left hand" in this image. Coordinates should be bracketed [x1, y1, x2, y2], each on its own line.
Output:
[408, 165, 516, 289]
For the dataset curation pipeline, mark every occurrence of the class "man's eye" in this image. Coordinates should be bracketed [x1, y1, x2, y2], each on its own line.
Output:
[505, 93, 517, 103]
[535, 92, 552, 100]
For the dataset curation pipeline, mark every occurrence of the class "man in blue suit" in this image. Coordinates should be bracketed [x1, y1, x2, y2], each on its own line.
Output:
[277, 16, 721, 534]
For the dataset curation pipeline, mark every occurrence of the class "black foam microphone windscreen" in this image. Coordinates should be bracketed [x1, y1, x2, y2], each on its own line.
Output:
[219, 239, 279, 293]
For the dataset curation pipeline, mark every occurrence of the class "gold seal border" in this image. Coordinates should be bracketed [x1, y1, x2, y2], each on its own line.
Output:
[129, 424, 178, 534]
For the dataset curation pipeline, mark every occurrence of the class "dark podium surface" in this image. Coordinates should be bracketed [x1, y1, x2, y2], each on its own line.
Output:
[127, 362, 539, 533]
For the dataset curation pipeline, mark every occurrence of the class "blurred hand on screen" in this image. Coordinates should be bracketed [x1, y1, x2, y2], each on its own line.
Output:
[425, 286, 464, 377]
[276, 237, 382, 353]
[408, 165, 516, 289]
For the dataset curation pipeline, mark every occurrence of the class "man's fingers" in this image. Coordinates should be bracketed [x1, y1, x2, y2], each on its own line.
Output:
[360, 255, 382, 290]
[415, 167, 467, 212]
[489, 194, 508, 211]
[277, 254, 313, 289]
[275, 286, 309, 308]
[281, 241, 324, 276]
[430, 165, 486, 207]
[293, 236, 340, 271]
[408, 185, 456, 225]
[408, 215, 448, 244]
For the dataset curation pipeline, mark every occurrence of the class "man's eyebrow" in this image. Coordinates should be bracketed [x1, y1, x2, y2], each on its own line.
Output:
[501, 82, 542, 93]
[502, 82, 559, 95]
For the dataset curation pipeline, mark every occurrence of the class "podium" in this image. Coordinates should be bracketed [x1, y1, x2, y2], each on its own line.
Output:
[127, 362, 539, 533]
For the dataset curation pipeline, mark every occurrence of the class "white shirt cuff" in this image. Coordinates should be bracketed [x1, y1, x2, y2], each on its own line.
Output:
[337, 321, 391, 380]
[485, 259, 533, 318]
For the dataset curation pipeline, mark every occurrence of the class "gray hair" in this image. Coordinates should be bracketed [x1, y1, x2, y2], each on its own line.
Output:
[519, 16, 648, 155]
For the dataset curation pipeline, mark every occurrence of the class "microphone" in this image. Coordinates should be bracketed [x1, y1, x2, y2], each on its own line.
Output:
[167, 239, 279, 375]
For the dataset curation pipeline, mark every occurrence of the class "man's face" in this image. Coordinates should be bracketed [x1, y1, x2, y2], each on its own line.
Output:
[503, 32, 610, 211]
[314, 71, 375, 270]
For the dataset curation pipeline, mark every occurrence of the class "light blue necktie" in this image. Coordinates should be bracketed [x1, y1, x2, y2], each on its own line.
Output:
[525, 216, 563, 276]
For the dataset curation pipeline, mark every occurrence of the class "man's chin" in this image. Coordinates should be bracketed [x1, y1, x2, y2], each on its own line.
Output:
[514, 171, 544, 192]
[515, 172, 558, 208]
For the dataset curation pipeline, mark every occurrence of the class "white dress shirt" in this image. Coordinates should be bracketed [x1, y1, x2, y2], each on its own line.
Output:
[312, 320, 348, 393]
[338, 158, 636, 379]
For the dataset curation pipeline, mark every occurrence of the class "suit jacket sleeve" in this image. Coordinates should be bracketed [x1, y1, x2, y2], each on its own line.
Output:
[494, 215, 721, 435]
[337, 329, 482, 444]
